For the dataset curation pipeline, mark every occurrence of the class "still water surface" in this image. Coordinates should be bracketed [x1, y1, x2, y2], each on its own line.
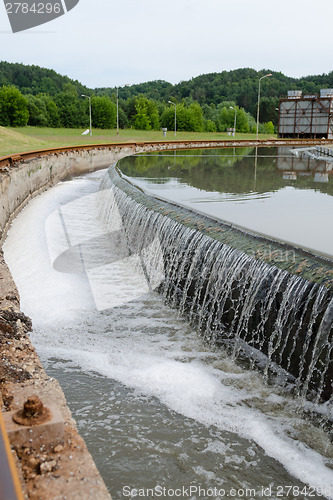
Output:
[3, 161, 333, 500]
[119, 147, 333, 257]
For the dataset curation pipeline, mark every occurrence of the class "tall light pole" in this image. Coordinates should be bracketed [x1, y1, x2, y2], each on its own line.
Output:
[81, 94, 92, 136]
[168, 100, 176, 137]
[116, 86, 119, 137]
[256, 73, 272, 140]
[230, 106, 237, 137]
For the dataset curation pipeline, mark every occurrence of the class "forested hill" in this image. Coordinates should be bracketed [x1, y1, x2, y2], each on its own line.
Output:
[3, 61, 333, 114]
[96, 68, 333, 114]
[0, 61, 90, 96]
[1, 61, 333, 132]
[96, 80, 174, 102]
[171, 68, 333, 108]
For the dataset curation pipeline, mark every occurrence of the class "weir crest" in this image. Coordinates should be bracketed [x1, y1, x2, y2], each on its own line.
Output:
[102, 164, 333, 404]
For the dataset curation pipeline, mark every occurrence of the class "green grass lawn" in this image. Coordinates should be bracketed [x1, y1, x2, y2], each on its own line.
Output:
[0, 126, 277, 157]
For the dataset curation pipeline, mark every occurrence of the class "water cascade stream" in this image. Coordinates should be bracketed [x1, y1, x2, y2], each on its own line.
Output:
[3, 166, 333, 499]
[104, 166, 333, 403]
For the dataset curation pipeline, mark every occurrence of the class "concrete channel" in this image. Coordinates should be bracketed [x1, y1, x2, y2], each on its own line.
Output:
[0, 138, 332, 499]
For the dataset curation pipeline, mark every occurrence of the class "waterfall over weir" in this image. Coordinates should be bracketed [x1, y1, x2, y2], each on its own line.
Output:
[103, 165, 333, 404]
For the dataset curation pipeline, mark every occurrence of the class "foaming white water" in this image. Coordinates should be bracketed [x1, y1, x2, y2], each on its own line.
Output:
[4, 170, 333, 498]
[4, 178, 96, 323]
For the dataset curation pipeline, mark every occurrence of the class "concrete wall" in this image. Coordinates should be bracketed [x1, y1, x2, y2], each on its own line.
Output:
[0, 146, 136, 242]
[2, 137, 333, 242]
[0, 147, 130, 497]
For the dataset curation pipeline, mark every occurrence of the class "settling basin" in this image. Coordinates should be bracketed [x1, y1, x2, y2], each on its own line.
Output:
[3, 146, 333, 500]
[119, 147, 333, 258]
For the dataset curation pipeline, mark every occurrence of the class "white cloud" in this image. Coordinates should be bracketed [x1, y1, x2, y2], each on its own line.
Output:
[1, 0, 332, 88]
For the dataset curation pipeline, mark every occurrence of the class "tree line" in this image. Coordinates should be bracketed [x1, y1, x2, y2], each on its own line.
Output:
[0, 83, 274, 134]
[1, 61, 333, 133]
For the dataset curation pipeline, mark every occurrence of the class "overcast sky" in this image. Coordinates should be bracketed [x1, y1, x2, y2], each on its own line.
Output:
[1, 0, 332, 90]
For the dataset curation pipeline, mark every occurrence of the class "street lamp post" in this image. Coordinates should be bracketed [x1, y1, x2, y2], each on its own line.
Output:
[81, 94, 92, 136]
[230, 106, 237, 137]
[168, 100, 176, 137]
[256, 73, 272, 140]
[116, 87, 119, 137]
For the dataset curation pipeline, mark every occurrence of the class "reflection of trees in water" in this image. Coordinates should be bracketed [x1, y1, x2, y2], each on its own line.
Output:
[121, 147, 253, 175]
[119, 148, 333, 196]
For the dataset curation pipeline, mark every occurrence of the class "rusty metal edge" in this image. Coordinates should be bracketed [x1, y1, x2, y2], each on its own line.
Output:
[1, 138, 333, 169]
[0, 410, 25, 500]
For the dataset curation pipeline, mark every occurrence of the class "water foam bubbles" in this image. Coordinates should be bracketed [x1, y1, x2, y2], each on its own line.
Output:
[4, 169, 333, 499]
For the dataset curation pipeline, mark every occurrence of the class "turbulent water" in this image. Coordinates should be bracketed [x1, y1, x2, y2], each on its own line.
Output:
[105, 169, 332, 402]
[3, 168, 333, 500]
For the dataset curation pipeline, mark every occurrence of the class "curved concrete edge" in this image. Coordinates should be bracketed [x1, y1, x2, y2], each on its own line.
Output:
[0, 148, 129, 498]
[107, 164, 333, 401]
[110, 165, 333, 290]
[0, 146, 137, 244]
[0, 141, 229, 498]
